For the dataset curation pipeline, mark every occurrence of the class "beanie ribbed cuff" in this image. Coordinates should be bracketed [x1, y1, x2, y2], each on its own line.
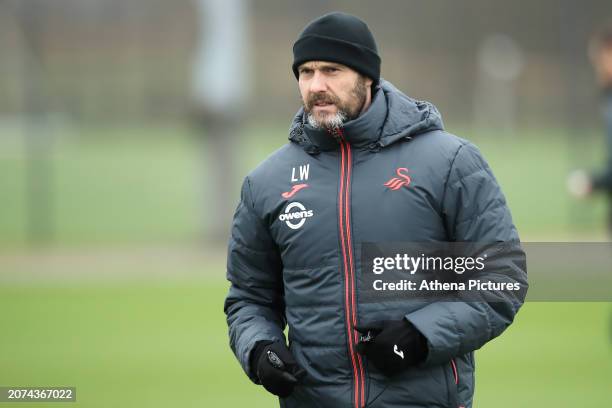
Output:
[292, 34, 381, 84]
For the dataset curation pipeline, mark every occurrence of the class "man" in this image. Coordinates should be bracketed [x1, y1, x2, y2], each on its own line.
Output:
[567, 24, 612, 233]
[224, 12, 527, 408]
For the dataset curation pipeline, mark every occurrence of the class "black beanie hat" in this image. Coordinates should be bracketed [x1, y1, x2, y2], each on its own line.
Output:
[292, 12, 381, 85]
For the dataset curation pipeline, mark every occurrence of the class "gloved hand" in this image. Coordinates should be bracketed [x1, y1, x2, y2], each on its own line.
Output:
[251, 340, 306, 398]
[355, 319, 428, 376]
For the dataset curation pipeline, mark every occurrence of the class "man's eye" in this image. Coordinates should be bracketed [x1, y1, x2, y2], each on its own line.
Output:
[325, 67, 338, 73]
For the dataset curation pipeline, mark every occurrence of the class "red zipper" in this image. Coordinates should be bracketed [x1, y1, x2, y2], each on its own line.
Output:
[450, 359, 463, 408]
[450, 358, 458, 385]
[336, 128, 366, 408]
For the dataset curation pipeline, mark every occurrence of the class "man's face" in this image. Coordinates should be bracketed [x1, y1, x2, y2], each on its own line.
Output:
[592, 45, 612, 87]
[298, 61, 372, 129]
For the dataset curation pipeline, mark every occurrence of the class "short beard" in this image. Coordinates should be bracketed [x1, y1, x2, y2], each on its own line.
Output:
[307, 110, 347, 129]
[304, 76, 368, 130]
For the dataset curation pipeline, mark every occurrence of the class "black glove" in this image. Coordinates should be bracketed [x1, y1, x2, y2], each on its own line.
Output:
[355, 319, 428, 376]
[250, 340, 306, 398]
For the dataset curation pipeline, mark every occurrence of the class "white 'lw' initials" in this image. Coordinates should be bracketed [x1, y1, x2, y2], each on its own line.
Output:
[291, 164, 310, 182]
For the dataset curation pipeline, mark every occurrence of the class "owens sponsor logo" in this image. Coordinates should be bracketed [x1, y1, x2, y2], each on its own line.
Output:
[279, 202, 314, 230]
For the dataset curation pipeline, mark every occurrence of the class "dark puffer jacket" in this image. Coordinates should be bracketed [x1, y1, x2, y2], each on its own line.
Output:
[224, 80, 528, 408]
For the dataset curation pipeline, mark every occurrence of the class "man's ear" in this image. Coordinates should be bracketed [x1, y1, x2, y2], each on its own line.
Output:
[364, 76, 373, 87]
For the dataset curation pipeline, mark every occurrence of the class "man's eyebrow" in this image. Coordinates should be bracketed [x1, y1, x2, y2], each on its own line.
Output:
[320, 63, 342, 69]
[299, 63, 343, 71]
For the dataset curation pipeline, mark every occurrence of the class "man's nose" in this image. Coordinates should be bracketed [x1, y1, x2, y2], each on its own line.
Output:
[309, 71, 328, 93]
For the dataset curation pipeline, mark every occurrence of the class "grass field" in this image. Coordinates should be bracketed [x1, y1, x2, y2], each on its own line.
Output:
[0, 123, 610, 407]
[0, 279, 610, 408]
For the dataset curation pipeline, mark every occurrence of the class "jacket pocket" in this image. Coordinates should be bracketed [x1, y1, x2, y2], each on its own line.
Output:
[445, 359, 460, 408]
[453, 355, 479, 408]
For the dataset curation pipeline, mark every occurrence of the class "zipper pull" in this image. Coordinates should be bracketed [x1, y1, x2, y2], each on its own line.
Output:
[328, 126, 345, 143]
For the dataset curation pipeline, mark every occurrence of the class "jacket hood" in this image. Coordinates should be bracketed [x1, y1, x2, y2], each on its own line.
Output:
[288, 79, 444, 153]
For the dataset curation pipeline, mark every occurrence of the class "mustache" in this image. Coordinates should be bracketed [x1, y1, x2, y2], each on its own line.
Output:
[305, 92, 341, 111]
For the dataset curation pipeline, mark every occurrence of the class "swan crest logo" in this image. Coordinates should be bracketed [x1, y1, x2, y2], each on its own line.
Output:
[384, 168, 411, 190]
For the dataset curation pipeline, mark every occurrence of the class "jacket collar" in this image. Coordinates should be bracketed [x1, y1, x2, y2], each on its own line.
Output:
[294, 86, 387, 152]
[288, 79, 445, 154]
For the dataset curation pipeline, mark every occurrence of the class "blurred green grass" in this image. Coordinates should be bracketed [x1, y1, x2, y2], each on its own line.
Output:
[0, 281, 610, 407]
[0, 124, 609, 248]
[0, 125, 202, 248]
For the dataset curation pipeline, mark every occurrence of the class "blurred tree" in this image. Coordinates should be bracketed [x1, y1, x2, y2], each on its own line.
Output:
[192, 0, 251, 242]
[473, 33, 524, 134]
[13, 0, 55, 246]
